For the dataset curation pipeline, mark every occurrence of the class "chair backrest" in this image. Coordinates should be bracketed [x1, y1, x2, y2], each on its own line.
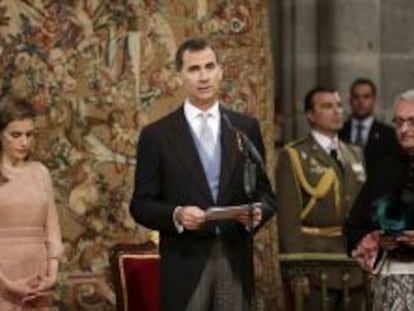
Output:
[110, 242, 160, 311]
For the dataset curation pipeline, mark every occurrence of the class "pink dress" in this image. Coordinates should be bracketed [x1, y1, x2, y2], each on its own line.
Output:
[0, 162, 63, 310]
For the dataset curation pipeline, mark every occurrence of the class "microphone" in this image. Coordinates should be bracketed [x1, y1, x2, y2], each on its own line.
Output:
[222, 112, 273, 232]
[222, 113, 256, 231]
[222, 113, 266, 174]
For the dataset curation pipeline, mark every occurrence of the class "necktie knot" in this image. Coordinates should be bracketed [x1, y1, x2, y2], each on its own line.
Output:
[200, 112, 211, 122]
[329, 147, 344, 173]
[330, 148, 339, 160]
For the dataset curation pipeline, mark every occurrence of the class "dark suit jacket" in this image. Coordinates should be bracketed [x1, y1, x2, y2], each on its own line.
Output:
[345, 152, 410, 255]
[129, 105, 276, 311]
[339, 119, 399, 176]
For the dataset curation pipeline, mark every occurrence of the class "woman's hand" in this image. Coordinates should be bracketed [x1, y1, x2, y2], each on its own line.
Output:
[378, 233, 399, 250]
[33, 259, 59, 292]
[3, 276, 38, 300]
[397, 230, 414, 247]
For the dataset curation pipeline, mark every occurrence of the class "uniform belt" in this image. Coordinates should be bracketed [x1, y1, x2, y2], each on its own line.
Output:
[301, 225, 342, 237]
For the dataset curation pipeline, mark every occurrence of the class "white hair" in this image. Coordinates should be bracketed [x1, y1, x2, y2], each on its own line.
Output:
[394, 89, 414, 106]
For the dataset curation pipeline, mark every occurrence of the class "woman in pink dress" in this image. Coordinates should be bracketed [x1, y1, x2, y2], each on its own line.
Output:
[0, 97, 63, 310]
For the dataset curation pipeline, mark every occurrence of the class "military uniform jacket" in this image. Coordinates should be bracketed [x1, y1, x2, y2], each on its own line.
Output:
[276, 135, 366, 287]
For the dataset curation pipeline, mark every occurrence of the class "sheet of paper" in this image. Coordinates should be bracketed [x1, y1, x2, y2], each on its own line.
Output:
[205, 202, 262, 221]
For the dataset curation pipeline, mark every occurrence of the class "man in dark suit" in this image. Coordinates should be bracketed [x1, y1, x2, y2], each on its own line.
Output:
[129, 37, 276, 311]
[339, 78, 399, 176]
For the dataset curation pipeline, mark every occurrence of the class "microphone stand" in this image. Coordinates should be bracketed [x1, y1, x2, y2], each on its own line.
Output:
[223, 113, 265, 310]
[241, 136, 257, 310]
[243, 146, 257, 232]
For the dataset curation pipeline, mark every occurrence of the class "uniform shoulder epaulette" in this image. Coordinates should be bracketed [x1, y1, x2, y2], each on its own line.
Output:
[285, 137, 307, 148]
[284, 142, 341, 220]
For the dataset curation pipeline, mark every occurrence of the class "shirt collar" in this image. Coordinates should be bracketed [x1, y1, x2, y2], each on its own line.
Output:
[351, 115, 374, 129]
[311, 130, 339, 152]
[183, 99, 220, 120]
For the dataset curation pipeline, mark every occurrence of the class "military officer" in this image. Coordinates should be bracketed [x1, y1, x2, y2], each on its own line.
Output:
[276, 87, 366, 310]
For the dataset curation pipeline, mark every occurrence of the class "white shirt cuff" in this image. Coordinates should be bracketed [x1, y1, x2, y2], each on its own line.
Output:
[173, 206, 184, 233]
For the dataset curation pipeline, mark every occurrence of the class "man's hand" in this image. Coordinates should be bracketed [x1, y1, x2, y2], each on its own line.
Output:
[236, 207, 262, 229]
[176, 206, 206, 230]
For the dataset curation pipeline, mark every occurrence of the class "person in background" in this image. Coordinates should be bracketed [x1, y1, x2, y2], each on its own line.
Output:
[0, 97, 63, 310]
[339, 78, 399, 177]
[346, 89, 414, 310]
[129, 37, 277, 311]
[276, 87, 366, 310]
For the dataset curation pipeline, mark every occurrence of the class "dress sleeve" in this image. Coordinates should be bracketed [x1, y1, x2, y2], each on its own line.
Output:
[351, 230, 382, 273]
[40, 164, 64, 260]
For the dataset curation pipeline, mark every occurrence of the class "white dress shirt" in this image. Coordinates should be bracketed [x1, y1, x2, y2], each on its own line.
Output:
[311, 130, 342, 160]
[183, 99, 221, 145]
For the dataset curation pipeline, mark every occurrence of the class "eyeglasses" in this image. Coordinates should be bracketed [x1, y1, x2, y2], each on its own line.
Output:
[392, 116, 414, 128]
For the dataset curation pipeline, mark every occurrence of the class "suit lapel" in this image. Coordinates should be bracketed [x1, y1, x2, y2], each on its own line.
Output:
[365, 120, 380, 150]
[342, 120, 352, 141]
[165, 107, 213, 202]
[217, 108, 240, 203]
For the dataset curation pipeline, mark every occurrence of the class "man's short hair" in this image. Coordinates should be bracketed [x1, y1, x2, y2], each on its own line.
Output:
[303, 87, 336, 112]
[174, 37, 219, 71]
[350, 78, 377, 97]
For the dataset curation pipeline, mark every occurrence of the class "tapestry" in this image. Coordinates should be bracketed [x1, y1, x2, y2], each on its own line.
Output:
[0, 0, 282, 309]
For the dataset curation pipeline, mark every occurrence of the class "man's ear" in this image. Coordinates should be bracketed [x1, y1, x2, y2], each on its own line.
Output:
[305, 111, 314, 125]
[218, 66, 223, 80]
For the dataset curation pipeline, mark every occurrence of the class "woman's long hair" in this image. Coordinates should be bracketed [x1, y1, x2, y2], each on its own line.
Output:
[0, 97, 36, 183]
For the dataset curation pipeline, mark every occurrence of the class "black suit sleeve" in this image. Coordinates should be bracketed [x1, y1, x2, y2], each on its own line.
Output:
[129, 126, 178, 233]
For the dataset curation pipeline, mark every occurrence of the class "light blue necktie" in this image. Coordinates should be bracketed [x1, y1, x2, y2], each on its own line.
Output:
[199, 113, 214, 158]
[198, 113, 220, 202]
